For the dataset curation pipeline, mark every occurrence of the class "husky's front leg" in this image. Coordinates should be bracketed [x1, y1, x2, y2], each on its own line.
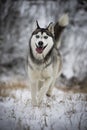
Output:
[30, 82, 38, 106]
[38, 77, 53, 105]
[46, 79, 56, 97]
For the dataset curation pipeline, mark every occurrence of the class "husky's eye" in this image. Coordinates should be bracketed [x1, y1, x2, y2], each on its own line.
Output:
[44, 36, 48, 39]
[36, 35, 40, 38]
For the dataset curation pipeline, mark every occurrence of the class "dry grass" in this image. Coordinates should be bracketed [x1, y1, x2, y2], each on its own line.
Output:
[0, 80, 29, 97]
[56, 85, 87, 94]
[0, 79, 87, 98]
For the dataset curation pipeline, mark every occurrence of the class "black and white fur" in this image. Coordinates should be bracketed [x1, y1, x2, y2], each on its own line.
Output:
[28, 14, 69, 106]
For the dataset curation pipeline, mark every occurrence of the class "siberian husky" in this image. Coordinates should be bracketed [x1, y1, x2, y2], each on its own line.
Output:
[28, 14, 69, 106]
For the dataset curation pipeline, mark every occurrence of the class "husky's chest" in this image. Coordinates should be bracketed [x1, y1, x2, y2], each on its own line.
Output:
[28, 63, 53, 82]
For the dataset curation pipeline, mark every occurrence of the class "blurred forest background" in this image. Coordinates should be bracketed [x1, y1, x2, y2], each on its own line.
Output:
[0, 0, 87, 91]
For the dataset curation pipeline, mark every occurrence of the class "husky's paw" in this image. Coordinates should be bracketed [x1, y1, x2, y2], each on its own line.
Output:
[32, 100, 38, 107]
[46, 93, 51, 97]
[37, 98, 42, 107]
[37, 95, 44, 106]
[46, 90, 52, 97]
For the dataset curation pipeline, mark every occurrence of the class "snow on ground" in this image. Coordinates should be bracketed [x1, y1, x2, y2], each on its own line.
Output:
[0, 88, 87, 130]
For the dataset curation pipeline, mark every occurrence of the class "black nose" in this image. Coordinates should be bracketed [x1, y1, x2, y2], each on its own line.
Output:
[38, 41, 43, 47]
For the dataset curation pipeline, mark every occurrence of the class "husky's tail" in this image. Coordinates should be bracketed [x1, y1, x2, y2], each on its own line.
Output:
[54, 14, 69, 48]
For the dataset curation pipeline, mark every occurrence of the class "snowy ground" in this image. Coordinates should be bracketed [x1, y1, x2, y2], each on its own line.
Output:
[0, 85, 87, 130]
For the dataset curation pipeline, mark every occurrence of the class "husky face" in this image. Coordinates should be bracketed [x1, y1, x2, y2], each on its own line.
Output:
[30, 22, 54, 61]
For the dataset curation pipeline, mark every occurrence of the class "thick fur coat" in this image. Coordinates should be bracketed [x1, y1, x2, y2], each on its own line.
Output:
[28, 14, 69, 106]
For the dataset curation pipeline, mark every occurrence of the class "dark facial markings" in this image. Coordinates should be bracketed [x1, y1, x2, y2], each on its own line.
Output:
[35, 34, 48, 39]
[44, 36, 48, 39]
[32, 28, 54, 39]
[36, 35, 40, 38]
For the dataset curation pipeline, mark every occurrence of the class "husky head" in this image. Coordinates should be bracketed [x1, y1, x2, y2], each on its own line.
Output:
[29, 14, 69, 62]
[30, 21, 54, 61]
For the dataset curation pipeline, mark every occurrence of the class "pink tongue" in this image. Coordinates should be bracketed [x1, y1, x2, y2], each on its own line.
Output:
[36, 48, 43, 54]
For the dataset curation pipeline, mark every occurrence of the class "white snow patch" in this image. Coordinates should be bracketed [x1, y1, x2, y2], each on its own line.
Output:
[0, 88, 87, 130]
[62, 54, 75, 79]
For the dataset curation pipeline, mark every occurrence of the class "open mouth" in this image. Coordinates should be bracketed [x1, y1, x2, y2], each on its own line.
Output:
[36, 44, 48, 54]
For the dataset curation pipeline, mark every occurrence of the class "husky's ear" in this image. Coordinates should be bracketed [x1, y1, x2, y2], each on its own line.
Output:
[47, 22, 54, 35]
[36, 20, 40, 29]
[58, 14, 69, 27]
